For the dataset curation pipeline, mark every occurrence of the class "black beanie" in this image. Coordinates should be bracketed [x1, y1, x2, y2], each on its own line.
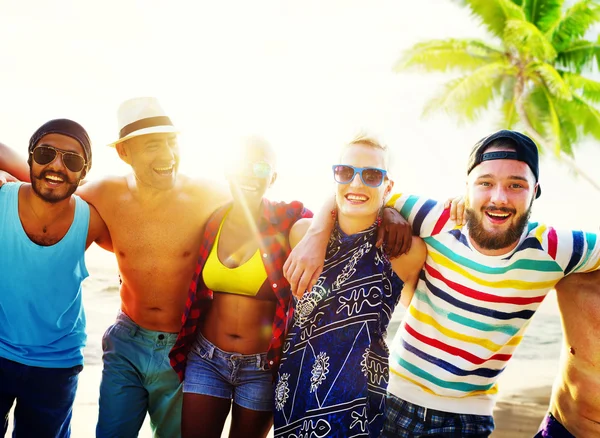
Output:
[29, 119, 92, 172]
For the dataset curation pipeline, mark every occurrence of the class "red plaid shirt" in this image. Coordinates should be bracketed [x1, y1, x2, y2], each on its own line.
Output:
[169, 199, 312, 381]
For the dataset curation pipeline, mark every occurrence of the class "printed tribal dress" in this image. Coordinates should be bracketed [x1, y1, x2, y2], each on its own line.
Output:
[274, 222, 403, 438]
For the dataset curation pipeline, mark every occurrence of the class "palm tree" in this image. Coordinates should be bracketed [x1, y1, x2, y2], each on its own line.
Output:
[396, 0, 600, 190]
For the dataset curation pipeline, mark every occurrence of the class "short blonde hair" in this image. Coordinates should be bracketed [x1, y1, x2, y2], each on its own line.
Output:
[341, 131, 391, 170]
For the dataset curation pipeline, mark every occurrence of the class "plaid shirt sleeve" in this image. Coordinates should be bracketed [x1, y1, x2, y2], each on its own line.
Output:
[261, 200, 313, 375]
[169, 205, 230, 382]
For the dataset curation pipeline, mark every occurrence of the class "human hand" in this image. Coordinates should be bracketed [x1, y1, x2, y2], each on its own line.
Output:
[376, 207, 412, 258]
[0, 170, 19, 187]
[284, 229, 328, 299]
[443, 195, 465, 225]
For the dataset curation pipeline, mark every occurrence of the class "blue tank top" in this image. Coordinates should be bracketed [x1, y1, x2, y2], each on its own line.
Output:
[0, 182, 90, 368]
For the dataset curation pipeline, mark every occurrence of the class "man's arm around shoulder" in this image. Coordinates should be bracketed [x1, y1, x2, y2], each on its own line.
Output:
[187, 175, 231, 211]
[87, 204, 113, 252]
[0, 142, 30, 183]
[387, 192, 459, 238]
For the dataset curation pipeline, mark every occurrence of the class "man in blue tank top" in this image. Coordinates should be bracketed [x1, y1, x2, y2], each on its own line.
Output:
[0, 119, 112, 438]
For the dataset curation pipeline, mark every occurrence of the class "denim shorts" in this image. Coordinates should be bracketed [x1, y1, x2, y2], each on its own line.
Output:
[183, 332, 274, 412]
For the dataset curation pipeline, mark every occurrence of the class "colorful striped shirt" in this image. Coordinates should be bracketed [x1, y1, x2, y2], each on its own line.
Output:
[387, 194, 600, 416]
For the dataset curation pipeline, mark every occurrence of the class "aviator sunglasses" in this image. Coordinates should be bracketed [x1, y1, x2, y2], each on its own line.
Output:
[31, 145, 87, 173]
[332, 164, 387, 188]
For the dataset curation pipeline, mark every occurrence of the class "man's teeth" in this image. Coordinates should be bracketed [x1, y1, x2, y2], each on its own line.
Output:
[487, 212, 510, 218]
[46, 175, 64, 182]
[154, 166, 173, 172]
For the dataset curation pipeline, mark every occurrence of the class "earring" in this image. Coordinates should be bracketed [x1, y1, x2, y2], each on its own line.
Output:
[376, 207, 383, 227]
[330, 209, 337, 221]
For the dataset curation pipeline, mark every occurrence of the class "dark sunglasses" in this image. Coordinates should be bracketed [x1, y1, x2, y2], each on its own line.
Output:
[332, 164, 387, 188]
[31, 145, 87, 173]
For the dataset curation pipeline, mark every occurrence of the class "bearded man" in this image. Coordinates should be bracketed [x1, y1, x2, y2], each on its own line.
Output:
[378, 130, 600, 437]
[0, 119, 111, 437]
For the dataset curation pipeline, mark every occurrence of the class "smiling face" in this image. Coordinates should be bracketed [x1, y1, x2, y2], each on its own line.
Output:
[117, 133, 179, 190]
[465, 145, 538, 255]
[226, 137, 277, 208]
[335, 142, 392, 222]
[29, 133, 85, 203]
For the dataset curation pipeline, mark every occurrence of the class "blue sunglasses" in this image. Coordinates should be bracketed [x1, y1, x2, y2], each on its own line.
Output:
[332, 164, 387, 188]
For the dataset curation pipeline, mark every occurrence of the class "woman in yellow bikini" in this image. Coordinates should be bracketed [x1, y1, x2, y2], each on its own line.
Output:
[170, 136, 310, 438]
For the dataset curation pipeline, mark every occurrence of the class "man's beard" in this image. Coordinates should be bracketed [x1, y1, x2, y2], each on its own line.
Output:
[465, 204, 532, 251]
[31, 169, 79, 204]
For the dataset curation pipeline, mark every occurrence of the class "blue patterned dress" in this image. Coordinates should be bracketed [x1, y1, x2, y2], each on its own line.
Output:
[274, 222, 403, 437]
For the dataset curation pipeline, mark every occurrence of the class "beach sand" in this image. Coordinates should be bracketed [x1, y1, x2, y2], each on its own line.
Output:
[7, 250, 555, 437]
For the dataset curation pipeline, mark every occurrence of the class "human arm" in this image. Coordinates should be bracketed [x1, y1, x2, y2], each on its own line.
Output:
[86, 205, 113, 252]
[284, 197, 336, 298]
[554, 229, 600, 275]
[285, 196, 413, 297]
[444, 195, 465, 226]
[0, 142, 30, 183]
[386, 193, 461, 237]
[390, 237, 427, 308]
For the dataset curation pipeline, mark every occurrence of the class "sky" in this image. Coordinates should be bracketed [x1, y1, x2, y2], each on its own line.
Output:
[1, 0, 598, 230]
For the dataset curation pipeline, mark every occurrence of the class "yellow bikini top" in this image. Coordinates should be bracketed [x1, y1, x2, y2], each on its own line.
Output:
[202, 216, 268, 297]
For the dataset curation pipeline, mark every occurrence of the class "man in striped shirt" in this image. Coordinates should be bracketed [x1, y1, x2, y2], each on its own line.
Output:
[379, 130, 600, 437]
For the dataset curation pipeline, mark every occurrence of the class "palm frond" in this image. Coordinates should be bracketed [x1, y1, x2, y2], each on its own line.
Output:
[395, 39, 507, 73]
[540, 87, 563, 155]
[451, 0, 526, 37]
[500, 97, 520, 129]
[561, 71, 600, 103]
[522, 0, 564, 33]
[554, 106, 577, 155]
[523, 86, 551, 149]
[550, 0, 600, 51]
[499, 76, 520, 128]
[423, 62, 517, 122]
[571, 94, 600, 139]
[555, 38, 600, 72]
[504, 19, 557, 61]
[522, 85, 563, 154]
[525, 62, 573, 100]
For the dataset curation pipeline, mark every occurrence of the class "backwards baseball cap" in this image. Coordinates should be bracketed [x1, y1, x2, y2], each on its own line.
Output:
[29, 119, 92, 172]
[467, 129, 541, 199]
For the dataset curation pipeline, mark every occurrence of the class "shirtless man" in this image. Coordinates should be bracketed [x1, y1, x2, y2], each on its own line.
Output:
[78, 97, 230, 437]
[536, 270, 600, 438]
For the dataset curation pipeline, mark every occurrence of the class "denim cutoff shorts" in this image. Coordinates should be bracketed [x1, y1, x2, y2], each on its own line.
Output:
[183, 332, 274, 412]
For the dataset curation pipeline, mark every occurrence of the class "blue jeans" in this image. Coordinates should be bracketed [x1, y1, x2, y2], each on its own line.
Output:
[96, 311, 182, 438]
[0, 356, 82, 438]
[184, 332, 273, 411]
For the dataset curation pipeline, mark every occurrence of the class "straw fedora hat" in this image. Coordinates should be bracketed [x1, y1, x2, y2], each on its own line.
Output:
[108, 96, 178, 147]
